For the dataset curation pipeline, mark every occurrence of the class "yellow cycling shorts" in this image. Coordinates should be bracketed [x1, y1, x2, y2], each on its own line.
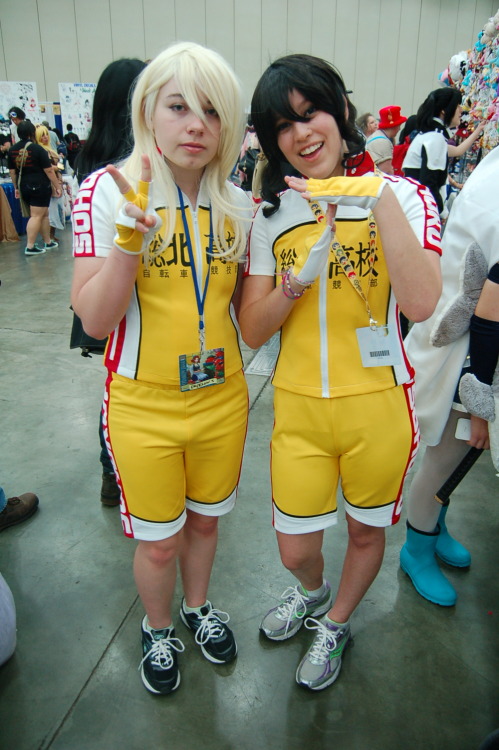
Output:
[103, 370, 248, 541]
[271, 383, 419, 533]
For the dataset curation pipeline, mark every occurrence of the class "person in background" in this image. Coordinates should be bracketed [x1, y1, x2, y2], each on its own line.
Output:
[240, 53, 441, 692]
[8, 120, 62, 255]
[400, 144, 499, 607]
[35, 124, 65, 243]
[71, 42, 251, 695]
[41, 120, 61, 152]
[366, 105, 407, 174]
[72, 57, 147, 507]
[8, 107, 25, 145]
[74, 58, 146, 183]
[0, 487, 39, 667]
[402, 88, 485, 219]
[64, 124, 81, 171]
[356, 112, 378, 139]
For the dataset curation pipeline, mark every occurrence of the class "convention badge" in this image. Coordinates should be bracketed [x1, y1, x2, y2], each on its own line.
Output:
[179, 348, 225, 391]
[356, 324, 402, 368]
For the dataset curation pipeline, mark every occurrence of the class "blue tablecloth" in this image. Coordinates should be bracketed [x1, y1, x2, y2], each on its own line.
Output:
[1, 182, 28, 236]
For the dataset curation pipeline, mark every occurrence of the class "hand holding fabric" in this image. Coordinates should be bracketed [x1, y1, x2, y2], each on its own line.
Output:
[287, 174, 386, 212]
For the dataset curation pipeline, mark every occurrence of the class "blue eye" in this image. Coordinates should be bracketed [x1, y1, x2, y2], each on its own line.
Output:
[205, 108, 219, 118]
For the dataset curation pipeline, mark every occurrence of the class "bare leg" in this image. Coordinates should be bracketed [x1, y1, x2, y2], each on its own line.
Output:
[41, 213, 50, 243]
[276, 529, 325, 591]
[179, 510, 218, 608]
[26, 206, 44, 247]
[133, 535, 180, 629]
[328, 516, 385, 623]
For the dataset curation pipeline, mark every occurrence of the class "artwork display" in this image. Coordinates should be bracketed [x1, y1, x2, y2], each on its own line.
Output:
[58, 83, 97, 140]
[0, 81, 40, 122]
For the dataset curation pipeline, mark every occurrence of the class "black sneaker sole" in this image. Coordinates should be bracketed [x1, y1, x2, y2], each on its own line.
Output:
[140, 666, 180, 695]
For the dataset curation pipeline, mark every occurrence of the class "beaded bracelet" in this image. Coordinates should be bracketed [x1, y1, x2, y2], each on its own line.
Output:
[281, 268, 307, 300]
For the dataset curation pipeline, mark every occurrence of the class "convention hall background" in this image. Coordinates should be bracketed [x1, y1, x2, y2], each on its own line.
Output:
[0, 0, 497, 115]
[0, 1, 498, 750]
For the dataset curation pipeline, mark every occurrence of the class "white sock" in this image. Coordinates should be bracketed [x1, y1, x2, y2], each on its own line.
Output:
[301, 581, 326, 599]
[145, 618, 173, 634]
[182, 600, 209, 614]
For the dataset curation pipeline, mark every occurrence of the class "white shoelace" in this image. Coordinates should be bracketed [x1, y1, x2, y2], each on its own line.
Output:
[275, 586, 310, 634]
[139, 633, 185, 670]
[304, 617, 343, 665]
[192, 607, 230, 646]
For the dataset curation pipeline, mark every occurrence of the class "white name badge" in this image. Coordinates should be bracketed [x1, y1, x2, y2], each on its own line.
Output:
[356, 325, 402, 368]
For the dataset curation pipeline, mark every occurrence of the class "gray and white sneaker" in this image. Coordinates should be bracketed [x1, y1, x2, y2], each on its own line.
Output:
[296, 616, 352, 691]
[260, 582, 333, 641]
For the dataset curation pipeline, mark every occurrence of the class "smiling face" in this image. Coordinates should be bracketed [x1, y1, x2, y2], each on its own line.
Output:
[152, 76, 221, 185]
[40, 132, 49, 146]
[276, 89, 345, 179]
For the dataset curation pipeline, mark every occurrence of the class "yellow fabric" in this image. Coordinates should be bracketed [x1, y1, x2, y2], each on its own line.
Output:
[114, 181, 153, 254]
[272, 214, 397, 398]
[271, 384, 417, 528]
[106, 203, 243, 386]
[306, 175, 384, 202]
[107, 370, 248, 533]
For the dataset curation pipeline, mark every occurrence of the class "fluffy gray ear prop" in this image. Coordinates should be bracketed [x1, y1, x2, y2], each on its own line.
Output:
[459, 368, 499, 472]
[430, 242, 489, 347]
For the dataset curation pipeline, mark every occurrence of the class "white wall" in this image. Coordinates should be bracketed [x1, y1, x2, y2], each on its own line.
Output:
[0, 0, 496, 118]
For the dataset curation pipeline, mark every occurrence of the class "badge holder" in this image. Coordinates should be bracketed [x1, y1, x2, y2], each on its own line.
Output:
[177, 187, 225, 392]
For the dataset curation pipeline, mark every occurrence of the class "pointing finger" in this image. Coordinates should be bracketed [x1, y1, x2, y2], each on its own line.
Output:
[106, 164, 135, 200]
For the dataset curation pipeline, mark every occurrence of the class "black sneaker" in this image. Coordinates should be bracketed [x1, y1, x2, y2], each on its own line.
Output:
[180, 599, 237, 664]
[139, 616, 185, 695]
[25, 245, 46, 256]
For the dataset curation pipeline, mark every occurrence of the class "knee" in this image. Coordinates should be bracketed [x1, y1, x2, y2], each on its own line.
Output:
[280, 546, 314, 573]
[347, 519, 385, 550]
[139, 537, 178, 568]
[185, 511, 218, 537]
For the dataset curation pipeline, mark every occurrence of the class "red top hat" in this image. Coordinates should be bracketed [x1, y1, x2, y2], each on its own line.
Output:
[378, 105, 407, 130]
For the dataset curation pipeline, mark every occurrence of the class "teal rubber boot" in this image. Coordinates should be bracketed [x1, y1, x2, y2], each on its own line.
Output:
[400, 522, 457, 606]
[435, 505, 471, 568]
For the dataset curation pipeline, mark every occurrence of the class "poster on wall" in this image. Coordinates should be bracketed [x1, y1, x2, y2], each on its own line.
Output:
[0, 81, 40, 122]
[58, 82, 96, 140]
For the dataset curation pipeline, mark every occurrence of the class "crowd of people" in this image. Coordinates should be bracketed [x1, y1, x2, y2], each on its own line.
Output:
[1, 43, 497, 736]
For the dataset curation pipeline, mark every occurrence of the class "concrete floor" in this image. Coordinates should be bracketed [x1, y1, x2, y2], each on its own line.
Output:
[0, 224, 498, 750]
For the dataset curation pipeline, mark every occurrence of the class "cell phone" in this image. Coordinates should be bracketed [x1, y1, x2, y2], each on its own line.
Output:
[455, 418, 471, 441]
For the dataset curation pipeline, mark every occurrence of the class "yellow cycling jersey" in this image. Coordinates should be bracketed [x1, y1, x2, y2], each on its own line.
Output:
[73, 169, 251, 386]
[247, 174, 441, 398]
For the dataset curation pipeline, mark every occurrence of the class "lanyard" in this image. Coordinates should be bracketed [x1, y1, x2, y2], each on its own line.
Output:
[308, 198, 378, 328]
[330, 220, 377, 327]
[177, 187, 213, 352]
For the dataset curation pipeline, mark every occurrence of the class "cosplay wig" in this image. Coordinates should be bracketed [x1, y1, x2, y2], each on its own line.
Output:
[125, 41, 247, 261]
[251, 54, 364, 214]
[416, 88, 462, 133]
[35, 125, 51, 151]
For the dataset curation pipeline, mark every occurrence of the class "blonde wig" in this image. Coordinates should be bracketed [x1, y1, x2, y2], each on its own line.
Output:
[35, 125, 52, 152]
[35, 124, 60, 165]
[124, 41, 247, 261]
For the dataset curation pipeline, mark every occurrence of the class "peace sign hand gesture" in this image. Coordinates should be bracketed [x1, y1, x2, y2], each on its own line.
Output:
[106, 154, 161, 255]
